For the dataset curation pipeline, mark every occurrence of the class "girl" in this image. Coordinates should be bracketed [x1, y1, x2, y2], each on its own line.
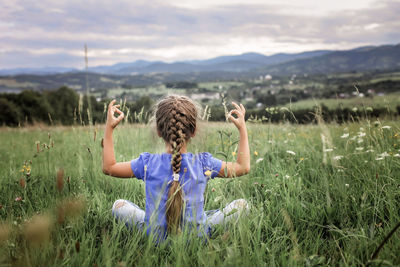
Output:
[102, 95, 250, 239]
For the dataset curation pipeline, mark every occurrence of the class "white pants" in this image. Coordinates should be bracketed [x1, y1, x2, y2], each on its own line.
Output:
[112, 199, 250, 228]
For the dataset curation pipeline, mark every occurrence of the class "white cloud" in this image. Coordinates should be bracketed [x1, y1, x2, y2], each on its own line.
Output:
[0, 0, 399, 68]
[168, 0, 378, 15]
[364, 23, 380, 30]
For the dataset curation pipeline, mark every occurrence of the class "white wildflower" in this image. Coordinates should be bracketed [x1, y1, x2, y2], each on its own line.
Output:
[214, 196, 223, 203]
[366, 149, 374, 153]
[286, 150, 296, 155]
[333, 155, 343, 160]
[394, 154, 400, 158]
[382, 125, 391, 130]
[324, 148, 334, 152]
[356, 147, 364, 151]
[256, 158, 264, 164]
[284, 175, 290, 179]
[358, 132, 366, 137]
[378, 152, 390, 158]
[340, 133, 349, 138]
[345, 184, 349, 187]
[357, 138, 364, 144]
[375, 152, 390, 161]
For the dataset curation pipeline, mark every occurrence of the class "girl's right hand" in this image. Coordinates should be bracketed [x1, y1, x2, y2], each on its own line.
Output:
[106, 100, 124, 129]
[228, 102, 246, 130]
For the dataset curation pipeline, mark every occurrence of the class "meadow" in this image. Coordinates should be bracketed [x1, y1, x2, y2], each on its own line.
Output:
[0, 119, 399, 266]
[280, 92, 400, 112]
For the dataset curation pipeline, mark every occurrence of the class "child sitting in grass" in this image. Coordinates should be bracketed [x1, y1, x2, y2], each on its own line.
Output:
[102, 95, 250, 240]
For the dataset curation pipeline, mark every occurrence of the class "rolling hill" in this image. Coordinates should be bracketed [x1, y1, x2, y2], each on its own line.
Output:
[0, 50, 332, 76]
[0, 44, 399, 91]
[261, 44, 400, 74]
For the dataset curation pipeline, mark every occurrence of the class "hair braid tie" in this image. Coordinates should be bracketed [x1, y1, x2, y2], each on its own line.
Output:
[172, 173, 180, 181]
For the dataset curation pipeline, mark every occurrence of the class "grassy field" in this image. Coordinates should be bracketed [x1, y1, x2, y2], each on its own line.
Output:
[0, 120, 399, 266]
[104, 81, 242, 99]
[198, 82, 244, 91]
[281, 92, 400, 111]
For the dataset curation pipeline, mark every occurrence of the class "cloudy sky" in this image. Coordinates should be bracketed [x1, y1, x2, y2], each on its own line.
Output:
[1, 0, 399, 69]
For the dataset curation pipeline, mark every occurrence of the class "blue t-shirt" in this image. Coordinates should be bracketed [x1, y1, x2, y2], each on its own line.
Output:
[130, 152, 222, 238]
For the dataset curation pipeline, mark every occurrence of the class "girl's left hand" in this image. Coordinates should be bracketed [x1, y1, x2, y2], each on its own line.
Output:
[228, 102, 246, 130]
[106, 100, 124, 129]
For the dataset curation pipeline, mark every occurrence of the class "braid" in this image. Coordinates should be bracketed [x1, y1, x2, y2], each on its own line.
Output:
[155, 95, 198, 234]
[166, 104, 186, 234]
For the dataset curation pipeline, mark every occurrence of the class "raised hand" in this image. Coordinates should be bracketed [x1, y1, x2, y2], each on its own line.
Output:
[106, 100, 124, 129]
[228, 102, 246, 130]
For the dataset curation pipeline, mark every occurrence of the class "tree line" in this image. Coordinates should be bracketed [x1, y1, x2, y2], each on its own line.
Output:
[0, 86, 399, 126]
[0, 87, 152, 126]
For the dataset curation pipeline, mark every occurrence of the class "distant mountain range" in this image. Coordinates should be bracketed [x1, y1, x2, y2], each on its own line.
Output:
[0, 67, 78, 76]
[1, 44, 399, 76]
[260, 44, 400, 75]
[90, 50, 332, 75]
[1, 44, 400, 92]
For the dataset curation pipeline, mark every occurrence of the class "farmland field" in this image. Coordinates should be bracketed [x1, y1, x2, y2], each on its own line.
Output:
[0, 120, 399, 266]
[280, 92, 400, 111]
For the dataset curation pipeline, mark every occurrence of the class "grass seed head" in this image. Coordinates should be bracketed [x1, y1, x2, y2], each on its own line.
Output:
[58, 248, 64, 259]
[57, 197, 86, 224]
[24, 214, 53, 246]
[222, 231, 230, 241]
[56, 168, 64, 192]
[19, 178, 26, 188]
[35, 141, 40, 153]
[75, 240, 80, 253]
[0, 223, 11, 245]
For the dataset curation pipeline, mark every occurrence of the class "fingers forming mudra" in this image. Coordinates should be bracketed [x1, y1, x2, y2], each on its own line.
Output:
[107, 100, 125, 128]
[228, 102, 246, 129]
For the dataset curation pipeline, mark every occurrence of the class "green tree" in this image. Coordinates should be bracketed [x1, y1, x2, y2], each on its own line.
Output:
[45, 87, 79, 125]
[0, 98, 23, 126]
[17, 90, 53, 124]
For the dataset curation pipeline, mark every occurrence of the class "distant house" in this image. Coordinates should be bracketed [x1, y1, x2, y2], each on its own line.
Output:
[190, 92, 220, 101]
[265, 74, 272, 80]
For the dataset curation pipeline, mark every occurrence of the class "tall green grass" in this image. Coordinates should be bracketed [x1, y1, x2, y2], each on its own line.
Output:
[0, 120, 399, 266]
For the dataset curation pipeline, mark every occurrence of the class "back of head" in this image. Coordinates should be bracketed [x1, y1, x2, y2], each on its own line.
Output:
[155, 95, 198, 234]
